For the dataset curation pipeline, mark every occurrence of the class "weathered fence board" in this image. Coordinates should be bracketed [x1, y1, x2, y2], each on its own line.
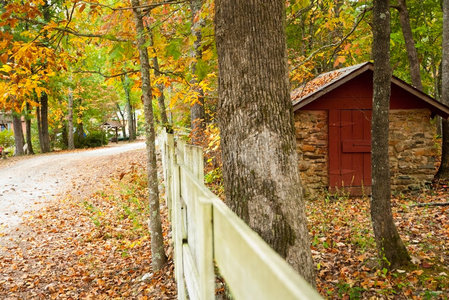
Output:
[158, 130, 322, 300]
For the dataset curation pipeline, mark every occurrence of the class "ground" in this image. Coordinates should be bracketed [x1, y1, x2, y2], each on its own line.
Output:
[308, 190, 449, 299]
[0, 142, 176, 299]
[2, 142, 449, 299]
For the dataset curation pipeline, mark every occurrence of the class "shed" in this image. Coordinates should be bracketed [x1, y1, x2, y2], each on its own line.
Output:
[292, 62, 449, 197]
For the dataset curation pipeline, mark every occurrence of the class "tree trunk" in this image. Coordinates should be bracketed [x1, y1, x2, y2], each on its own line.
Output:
[396, 0, 423, 90]
[152, 55, 169, 127]
[25, 102, 34, 155]
[116, 102, 127, 140]
[12, 113, 25, 156]
[121, 75, 135, 141]
[435, 0, 449, 181]
[215, 0, 315, 286]
[131, 0, 167, 271]
[190, 0, 205, 145]
[39, 93, 50, 153]
[68, 84, 75, 150]
[36, 101, 43, 151]
[371, 0, 410, 269]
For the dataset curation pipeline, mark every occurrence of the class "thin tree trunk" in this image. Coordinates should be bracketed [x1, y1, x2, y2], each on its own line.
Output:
[12, 113, 24, 156]
[116, 103, 127, 140]
[396, 0, 423, 90]
[215, 0, 315, 286]
[435, 0, 449, 180]
[68, 84, 75, 150]
[132, 108, 137, 136]
[121, 74, 135, 141]
[152, 55, 169, 127]
[39, 93, 50, 153]
[36, 102, 43, 151]
[25, 102, 34, 155]
[131, 0, 167, 271]
[190, 0, 205, 145]
[371, 0, 410, 269]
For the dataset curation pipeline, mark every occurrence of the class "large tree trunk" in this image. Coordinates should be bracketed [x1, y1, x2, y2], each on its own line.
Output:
[39, 93, 50, 153]
[131, 0, 167, 272]
[12, 113, 25, 156]
[435, 0, 449, 181]
[371, 0, 410, 269]
[68, 84, 75, 150]
[190, 0, 205, 145]
[396, 0, 423, 90]
[215, 0, 315, 286]
[25, 102, 34, 155]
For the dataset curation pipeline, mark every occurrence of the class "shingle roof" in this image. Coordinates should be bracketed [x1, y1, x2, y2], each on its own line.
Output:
[291, 62, 371, 105]
[290, 62, 449, 119]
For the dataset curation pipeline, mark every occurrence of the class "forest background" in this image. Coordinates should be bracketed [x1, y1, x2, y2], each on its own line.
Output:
[0, 0, 442, 156]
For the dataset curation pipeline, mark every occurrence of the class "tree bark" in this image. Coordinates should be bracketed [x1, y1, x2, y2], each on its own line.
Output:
[396, 0, 423, 90]
[152, 55, 169, 127]
[68, 84, 75, 150]
[121, 74, 135, 141]
[36, 101, 43, 151]
[371, 0, 410, 269]
[116, 102, 127, 140]
[215, 0, 315, 286]
[435, 0, 449, 181]
[12, 113, 25, 156]
[39, 93, 50, 153]
[190, 0, 205, 145]
[131, 0, 167, 272]
[25, 102, 34, 155]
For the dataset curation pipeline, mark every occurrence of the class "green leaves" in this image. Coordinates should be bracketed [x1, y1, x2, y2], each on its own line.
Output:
[165, 38, 182, 60]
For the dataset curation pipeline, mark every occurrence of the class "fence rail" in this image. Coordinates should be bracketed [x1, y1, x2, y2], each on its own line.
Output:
[158, 130, 322, 300]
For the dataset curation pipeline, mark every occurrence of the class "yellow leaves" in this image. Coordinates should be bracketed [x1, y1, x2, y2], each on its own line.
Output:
[202, 48, 214, 61]
[0, 64, 12, 73]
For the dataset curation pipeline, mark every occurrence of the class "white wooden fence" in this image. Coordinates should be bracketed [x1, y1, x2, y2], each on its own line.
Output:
[158, 130, 322, 300]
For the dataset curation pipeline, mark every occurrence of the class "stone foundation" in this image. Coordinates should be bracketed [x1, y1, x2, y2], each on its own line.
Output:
[295, 111, 328, 198]
[389, 109, 440, 192]
[295, 109, 440, 198]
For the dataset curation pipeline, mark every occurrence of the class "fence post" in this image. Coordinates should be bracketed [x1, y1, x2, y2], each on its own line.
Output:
[171, 138, 187, 300]
[191, 146, 214, 300]
[166, 133, 175, 218]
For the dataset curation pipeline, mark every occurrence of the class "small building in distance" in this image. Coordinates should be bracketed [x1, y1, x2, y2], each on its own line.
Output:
[292, 62, 449, 197]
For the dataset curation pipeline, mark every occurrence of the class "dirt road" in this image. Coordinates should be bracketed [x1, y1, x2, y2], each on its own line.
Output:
[0, 142, 146, 235]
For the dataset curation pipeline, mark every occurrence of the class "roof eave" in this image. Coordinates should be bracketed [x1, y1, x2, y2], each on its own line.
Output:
[390, 77, 449, 119]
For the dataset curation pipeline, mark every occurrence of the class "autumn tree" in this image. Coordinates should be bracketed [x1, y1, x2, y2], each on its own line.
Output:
[392, 0, 423, 90]
[131, 0, 167, 271]
[215, 0, 315, 285]
[435, 0, 449, 180]
[371, 0, 410, 268]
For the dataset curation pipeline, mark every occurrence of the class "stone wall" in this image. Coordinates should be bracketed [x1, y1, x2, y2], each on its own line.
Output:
[294, 108, 440, 198]
[389, 109, 440, 192]
[294, 110, 328, 198]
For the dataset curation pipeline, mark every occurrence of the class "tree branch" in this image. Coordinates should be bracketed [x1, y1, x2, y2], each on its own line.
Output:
[291, 6, 371, 72]
[79, 0, 187, 12]
[15, 17, 130, 42]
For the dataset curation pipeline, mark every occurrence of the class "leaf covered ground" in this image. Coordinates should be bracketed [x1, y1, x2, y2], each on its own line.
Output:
[308, 189, 449, 299]
[0, 149, 176, 299]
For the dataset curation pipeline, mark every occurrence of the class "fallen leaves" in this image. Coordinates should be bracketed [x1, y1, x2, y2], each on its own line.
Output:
[308, 191, 449, 298]
[0, 149, 176, 299]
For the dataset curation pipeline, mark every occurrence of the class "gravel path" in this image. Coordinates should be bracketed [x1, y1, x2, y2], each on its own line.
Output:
[0, 142, 146, 235]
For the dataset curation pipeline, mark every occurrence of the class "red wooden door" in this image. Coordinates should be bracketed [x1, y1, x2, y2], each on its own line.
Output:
[329, 109, 372, 190]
